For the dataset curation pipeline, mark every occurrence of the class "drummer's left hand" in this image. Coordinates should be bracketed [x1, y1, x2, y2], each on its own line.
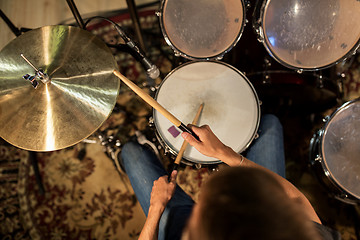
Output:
[150, 170, 178, 210]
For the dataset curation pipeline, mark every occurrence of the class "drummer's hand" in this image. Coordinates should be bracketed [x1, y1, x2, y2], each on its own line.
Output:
[182, 125, 230, 159]
[150, 170, 178, 211]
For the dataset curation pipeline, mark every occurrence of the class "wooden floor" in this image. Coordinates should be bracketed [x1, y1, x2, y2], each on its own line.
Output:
[0, 0, 154, 50]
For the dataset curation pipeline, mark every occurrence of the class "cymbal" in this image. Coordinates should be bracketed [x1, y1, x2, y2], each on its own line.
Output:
[0, 25, 120, 152]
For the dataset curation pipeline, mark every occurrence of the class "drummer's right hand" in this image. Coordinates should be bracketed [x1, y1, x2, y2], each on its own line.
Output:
[182, 125, 229, 160]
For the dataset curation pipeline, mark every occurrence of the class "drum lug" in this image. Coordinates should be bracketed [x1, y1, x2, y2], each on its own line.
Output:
[264, 58, 272, 69]
[216, 54, 225, 60]
[315, 155, 322, 162]
[150, 86, 157, 92]
[194, 163, 202, 169]
[254, 133, 259, 139]
[255, 26, 264, 43]
[316, 74, 324, 88]
[155, 11, 161, 17]
[322, 116, 330, 123]
[337, 75, 345, 97]
[149, 117, 154, 127]
[174, 50, 181, 57]
[163, 146, 170, 154]
[244, 0, 251, 10]
[209, 166, 219, 172]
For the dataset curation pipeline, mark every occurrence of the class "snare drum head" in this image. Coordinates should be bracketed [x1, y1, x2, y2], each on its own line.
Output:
[160, 0, 245, 60]
[321, 99, 360, 199]
[261, 0, 360, 70]
[154, 61, 260, 164]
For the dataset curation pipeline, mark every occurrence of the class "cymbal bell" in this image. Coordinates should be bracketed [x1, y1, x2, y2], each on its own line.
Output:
[0, 25, 120, 152]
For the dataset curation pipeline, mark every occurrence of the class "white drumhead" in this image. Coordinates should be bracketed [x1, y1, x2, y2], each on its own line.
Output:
[154, 61, 260, 164]
[160, 0, 245, 60]
[261, 0, 360, 70]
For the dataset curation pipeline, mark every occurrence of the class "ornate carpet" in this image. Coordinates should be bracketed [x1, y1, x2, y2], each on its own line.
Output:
[1, 5, 360, 240]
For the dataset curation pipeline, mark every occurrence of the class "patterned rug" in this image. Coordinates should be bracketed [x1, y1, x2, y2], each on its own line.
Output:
[1, 4, 360, 240]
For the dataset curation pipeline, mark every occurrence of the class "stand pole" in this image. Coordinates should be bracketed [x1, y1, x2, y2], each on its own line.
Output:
[0, 9, 22, 37]
[66, 0, 85, 29]
[125, 0, 146, 52]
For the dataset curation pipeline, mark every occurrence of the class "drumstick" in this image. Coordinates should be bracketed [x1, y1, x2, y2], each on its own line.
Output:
[168, 103, 204, 181]
[113, 70, 199, 140]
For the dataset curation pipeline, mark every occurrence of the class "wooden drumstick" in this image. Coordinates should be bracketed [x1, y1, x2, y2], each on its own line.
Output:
[113, 70, 199, 140]
[168, 103, 204, 181]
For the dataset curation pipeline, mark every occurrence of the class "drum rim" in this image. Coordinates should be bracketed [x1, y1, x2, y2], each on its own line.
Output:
[318, 98, 360, 200]
[255, 0, 360, 71]
[153, 60, 261, 165]
[310, 131, 359, 203]
[158, 0, 247, 61]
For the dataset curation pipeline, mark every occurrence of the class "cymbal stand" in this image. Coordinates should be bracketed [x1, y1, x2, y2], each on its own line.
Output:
[65, 0, 85, 29]
[0, 11, 45, 194]
[65, 0, 146, 51]
[125, 0, 146, 52]
[82, 131, 131, 192]
[66, 0, 155, 89]
[0, 9, 31, 37]
[28, 152, 45, 195]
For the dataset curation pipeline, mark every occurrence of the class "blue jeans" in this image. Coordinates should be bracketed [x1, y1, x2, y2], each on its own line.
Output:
[120, 114, 285, 240]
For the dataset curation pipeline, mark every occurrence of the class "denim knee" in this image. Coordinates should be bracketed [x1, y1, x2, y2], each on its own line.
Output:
[260, 114, 283, 133]
[120, 141, 144, 166]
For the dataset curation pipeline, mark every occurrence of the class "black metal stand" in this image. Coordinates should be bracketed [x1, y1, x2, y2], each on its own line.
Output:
[0, 9, 31, 37]
[65, 0, 85, 29]
[125, 0, 146, 51]
[0, 9, 21, 36]
[0, 11, 45, 194]
[65, 0, 146, 51]
[29, 151, 45, 195]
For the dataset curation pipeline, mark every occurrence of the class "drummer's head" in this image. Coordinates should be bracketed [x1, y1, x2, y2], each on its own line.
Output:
[181, 167, 321, 240]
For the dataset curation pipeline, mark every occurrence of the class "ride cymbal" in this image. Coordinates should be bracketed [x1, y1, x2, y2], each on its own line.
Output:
[0, 25, 120, 151]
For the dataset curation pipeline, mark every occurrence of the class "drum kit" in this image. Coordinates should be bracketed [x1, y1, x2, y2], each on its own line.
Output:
[0, 0, 360, 202]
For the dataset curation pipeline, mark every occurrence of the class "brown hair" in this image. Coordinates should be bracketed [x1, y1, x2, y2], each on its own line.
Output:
[196, 167, 320, 240]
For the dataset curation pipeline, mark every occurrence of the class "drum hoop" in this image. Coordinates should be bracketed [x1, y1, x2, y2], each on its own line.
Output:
[309, 131, 357, 202]
[154, 128, 218, 166]
[256, 1, 360, 71]
[319, 98, 360, 200]
[158, 0, 247, 60]
[153, 60, 261, 164]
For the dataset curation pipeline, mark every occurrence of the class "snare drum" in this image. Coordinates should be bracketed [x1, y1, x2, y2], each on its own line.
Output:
[253, 0, 360, 70]
[158, 0, 246, 60]
[153, 61, 260, 165]
[310, 98, 360, 203]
